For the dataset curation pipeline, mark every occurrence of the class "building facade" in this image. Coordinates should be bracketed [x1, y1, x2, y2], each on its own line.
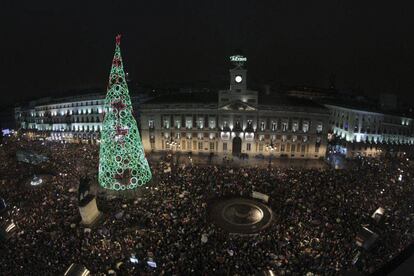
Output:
[140, 56, 329, 159]
[326, 104, 414, 157]
[15, 92, 148, 144]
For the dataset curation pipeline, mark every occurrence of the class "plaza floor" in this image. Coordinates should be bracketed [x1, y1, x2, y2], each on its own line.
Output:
[146, 152, 329, 169]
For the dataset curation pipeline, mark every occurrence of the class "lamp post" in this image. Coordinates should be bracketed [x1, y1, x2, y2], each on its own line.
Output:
[265, 141, 276, 169]
[166, 133, 180, 166]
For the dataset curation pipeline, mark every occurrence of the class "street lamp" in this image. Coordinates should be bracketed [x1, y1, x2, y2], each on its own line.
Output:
[166, 135, 179, 150]
[265, 141, 276, 168]
[165, 133, 181, 166]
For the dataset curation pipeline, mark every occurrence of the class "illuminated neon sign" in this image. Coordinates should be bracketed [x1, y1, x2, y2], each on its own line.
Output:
[230, 55, 247, 62]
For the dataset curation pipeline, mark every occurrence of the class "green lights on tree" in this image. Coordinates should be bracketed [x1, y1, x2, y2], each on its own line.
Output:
[98, 34, 151, 191]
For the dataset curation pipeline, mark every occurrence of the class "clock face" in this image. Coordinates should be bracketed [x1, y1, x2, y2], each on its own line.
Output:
[235, 75, 243, 83]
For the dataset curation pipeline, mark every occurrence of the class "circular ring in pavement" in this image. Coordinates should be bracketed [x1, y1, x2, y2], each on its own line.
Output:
[209, 197, 273, 234]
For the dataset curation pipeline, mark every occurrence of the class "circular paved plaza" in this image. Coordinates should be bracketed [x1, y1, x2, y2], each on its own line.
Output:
[209, 197, 273, 234]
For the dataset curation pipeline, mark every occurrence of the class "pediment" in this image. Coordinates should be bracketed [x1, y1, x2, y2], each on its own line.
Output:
[220, 101, 256, 111]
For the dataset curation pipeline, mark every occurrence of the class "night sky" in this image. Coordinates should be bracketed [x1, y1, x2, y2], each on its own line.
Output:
[1, 1, 414, 108]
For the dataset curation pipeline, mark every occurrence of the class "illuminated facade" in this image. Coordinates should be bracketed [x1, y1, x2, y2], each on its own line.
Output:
[140, 56, 329, 159]
[326, 104, 414, 157]
[14, 92, 146, 143]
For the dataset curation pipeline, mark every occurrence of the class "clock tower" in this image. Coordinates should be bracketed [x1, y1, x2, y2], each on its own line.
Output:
[218, 54, 258, 107]
[229, 55, 247, 91]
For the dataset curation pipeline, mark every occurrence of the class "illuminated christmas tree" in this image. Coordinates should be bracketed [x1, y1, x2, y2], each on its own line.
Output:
[98, 34, 151, 191]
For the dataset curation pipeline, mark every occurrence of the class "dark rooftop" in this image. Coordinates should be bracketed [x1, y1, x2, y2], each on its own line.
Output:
[144, 91, 327, 111]
[259, 93, 327, 109]
[143, 91, 218, 105]
[324, 98, 414, 119]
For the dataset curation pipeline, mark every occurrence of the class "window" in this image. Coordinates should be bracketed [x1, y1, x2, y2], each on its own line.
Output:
[271, 122, 277, 131]
[198, 142, 203, 150]
[246, 143, 251, 151]
[292, 135, 297, 142]
[234, 121, 241, 130]
[193, 140, 197, 150]
[281, 135, 287, 142]
[246, 120, 253, 130]
[163, 119, 170, 129]
[303, 135, 308, 142]
[175, 120, 181, 129]
[210, 142, 214, 151]
[291, 144, 296, 152]
[259, 143, 263, 152]
[148, 120, 154, 129]
[292, 121, 298, 132]
[282, 121, 288, 132]
[315, 143, 320, 153]
[280, 144, 285, 152]
[209, 119, 216, 129]
[186, 119, 192, 129]
[223, 121, 230, 130]
[302, 121, 309, 133]
[260, 121, 265, 131]
[223, 143, 228, 151]
[197, 119, 204, 129]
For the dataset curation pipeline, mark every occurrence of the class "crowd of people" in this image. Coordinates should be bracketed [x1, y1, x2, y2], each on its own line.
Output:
[0, 136, 413, 275]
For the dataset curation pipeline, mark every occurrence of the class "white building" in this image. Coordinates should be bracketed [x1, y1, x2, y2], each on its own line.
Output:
[140, 55, 329, 159]
[325, 104, 414, 157]
[15, 92, 148, 144]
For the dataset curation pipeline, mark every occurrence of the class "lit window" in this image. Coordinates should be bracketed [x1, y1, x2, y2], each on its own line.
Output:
[302, 121, 309, 133]
[246, 120, 253, 130]
[163, 120, 170, 129]
[292, 121, 298, 132]
[197, 119, 204, 129]
[186, 119, 192, 129]
[260, 121, 265, 131]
